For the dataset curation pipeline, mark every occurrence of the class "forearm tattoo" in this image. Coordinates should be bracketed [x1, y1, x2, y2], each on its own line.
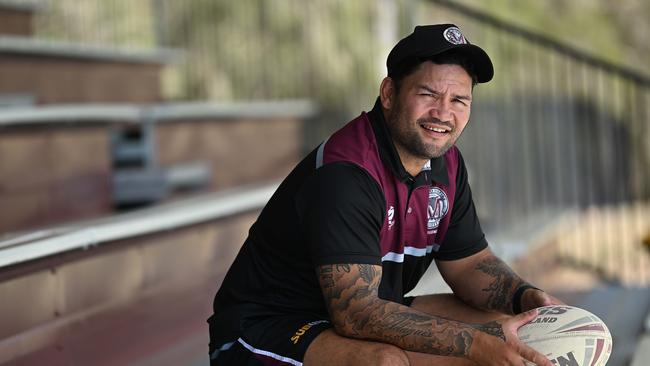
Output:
[317, 264, 477, 357]
[473, 321, 506, 341]
[474, 256, 525, 314]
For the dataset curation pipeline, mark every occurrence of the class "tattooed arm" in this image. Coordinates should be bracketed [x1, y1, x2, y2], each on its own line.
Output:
[318, 263, 478, 357]
[436, 247, 563, 315]
[317, 263, 552, 365]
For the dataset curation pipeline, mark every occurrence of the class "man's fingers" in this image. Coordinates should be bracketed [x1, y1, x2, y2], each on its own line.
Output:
[545, 292, 567, 306]
[501, 309, 553, 365]
[512, 308, 538, 328]
[532, 291, 550, 306]
[517, 342, 552, 366]
[507, 309, 547, 365]
[533, 291, 554, 307]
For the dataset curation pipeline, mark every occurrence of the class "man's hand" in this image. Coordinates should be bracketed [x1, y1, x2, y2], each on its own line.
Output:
[520, 288, 565, 313]
[470, 309, 553, 366]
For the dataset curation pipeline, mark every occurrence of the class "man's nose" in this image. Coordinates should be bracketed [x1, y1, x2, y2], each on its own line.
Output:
[429, 98, 452, 121]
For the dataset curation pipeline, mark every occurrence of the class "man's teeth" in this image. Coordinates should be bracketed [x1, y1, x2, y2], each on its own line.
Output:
[421, 124, 448, 133]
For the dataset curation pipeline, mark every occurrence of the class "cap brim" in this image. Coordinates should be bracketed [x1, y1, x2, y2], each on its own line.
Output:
[416, 43, 494, 83]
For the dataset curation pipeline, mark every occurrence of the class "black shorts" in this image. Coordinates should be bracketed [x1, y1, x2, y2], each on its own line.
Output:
[209, 313, 331, 366]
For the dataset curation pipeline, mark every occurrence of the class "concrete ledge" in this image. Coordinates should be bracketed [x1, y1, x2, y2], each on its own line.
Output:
[0, 35, 181, 64]
[631, 335, 650, 366]
[632, 310, 650, 366]
[149, 100, 318, 122]
[0, 100, 318, 126]
[0, 182, 278, 268]
[0, 104, 141, 125]
[0, 0, 44, 12]
[0, 208, 256, 365]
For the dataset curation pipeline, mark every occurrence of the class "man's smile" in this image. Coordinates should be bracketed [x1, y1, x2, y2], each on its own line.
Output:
[418, 120, 453, 137]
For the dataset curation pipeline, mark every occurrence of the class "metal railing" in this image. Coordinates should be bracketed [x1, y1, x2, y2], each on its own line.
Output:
[423, 0, 650, 285]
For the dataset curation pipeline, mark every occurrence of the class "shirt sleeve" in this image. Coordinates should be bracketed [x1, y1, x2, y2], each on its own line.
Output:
[434, 151, 488, 261]
[295, 162, 385, 266]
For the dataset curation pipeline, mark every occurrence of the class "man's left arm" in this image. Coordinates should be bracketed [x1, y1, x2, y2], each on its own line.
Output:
[436, 247, 564, 315]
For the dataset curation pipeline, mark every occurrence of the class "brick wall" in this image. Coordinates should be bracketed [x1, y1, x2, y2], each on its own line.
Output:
[0, 125, 112, 234]
[156, 117, 303, 189]
[0, 115, 305, 235]
[0, 8, 33, 36]
[0, 55, 163, 104]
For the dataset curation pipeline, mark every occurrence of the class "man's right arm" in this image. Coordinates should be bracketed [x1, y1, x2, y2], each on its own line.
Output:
[317, 263, 552, 366]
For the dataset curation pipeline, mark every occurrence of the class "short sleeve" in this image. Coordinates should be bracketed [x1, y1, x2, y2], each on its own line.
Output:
[434, 151, 488, 260]
[295, 162, 385, 266]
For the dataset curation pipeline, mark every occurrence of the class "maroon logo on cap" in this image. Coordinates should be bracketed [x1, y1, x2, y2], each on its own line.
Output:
[443, 27, 467, 45]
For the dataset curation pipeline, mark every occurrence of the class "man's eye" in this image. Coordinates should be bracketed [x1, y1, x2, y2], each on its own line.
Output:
[453, 99, 467, 105]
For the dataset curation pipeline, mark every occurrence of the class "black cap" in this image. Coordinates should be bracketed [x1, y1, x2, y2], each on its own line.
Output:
[386, 24, 494, 83]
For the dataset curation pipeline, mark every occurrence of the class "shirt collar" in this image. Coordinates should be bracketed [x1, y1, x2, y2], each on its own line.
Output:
[367, 97, 449, 186]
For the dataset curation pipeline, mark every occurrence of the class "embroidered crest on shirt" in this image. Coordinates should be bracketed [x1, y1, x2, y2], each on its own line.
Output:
[427, 187, 449, 233]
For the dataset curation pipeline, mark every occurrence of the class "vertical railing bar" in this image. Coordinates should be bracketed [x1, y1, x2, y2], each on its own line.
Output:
[516, 37, 533, 220]
[470, 74, 489, 231]
[497, 29, 515, 229]
[625, 81, 638, 284]
[564, 56, 581, 265]
[261, 0, 270, 99]
[483, 25, 504, 232]
[534, 44, 549, 219]
[597, 70, 616, 281]
[615, 75, 633, 284]
[547, 49, 566, 254]
[635, 84, 646, 285]
[550, 51, 563, 211]
[577, 62, 592, 269]
[612, 75, 628, 283]
[579, 61, 593, 269]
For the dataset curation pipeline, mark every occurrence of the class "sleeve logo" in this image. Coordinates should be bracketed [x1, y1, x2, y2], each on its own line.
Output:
[387, 205, 395, 230]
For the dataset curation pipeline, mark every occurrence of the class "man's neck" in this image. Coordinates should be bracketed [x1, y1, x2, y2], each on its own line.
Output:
[393, 143, 429, 177]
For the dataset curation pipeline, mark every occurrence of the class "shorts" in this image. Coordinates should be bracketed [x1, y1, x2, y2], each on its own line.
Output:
[209, 313, 331, 366]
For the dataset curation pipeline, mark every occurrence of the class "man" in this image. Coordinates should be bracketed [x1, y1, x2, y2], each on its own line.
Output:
[209, 24, 563, 366]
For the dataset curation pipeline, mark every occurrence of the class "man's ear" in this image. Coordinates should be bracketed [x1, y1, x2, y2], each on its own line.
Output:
[380, 77, 395, 110]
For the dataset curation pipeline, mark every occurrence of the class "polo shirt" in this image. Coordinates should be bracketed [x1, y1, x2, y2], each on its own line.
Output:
[210, 98, 488, 334]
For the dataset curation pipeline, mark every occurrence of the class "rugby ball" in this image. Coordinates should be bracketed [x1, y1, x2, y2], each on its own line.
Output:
[517, 305, 612, 366]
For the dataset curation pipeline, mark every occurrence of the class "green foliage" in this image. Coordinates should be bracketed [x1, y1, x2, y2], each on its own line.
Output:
[454, 0, 649, 75]
[29, 0, 649, 120]
[160, 0, 381, 116]
[33, 0, 156, 47]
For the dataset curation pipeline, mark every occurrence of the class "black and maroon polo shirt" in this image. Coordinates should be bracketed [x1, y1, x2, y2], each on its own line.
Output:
[210, 98, 487, 335]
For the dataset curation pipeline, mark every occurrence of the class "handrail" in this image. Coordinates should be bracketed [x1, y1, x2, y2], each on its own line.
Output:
[148, 100, 318, 122]
[0, 104, 142, 125]
[429, 0, 650, 86]
[0, 100, 318, 126]
[0, 0, 45, 12]
[0, 35, 181, 64]
[0, 182, 278, 268]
